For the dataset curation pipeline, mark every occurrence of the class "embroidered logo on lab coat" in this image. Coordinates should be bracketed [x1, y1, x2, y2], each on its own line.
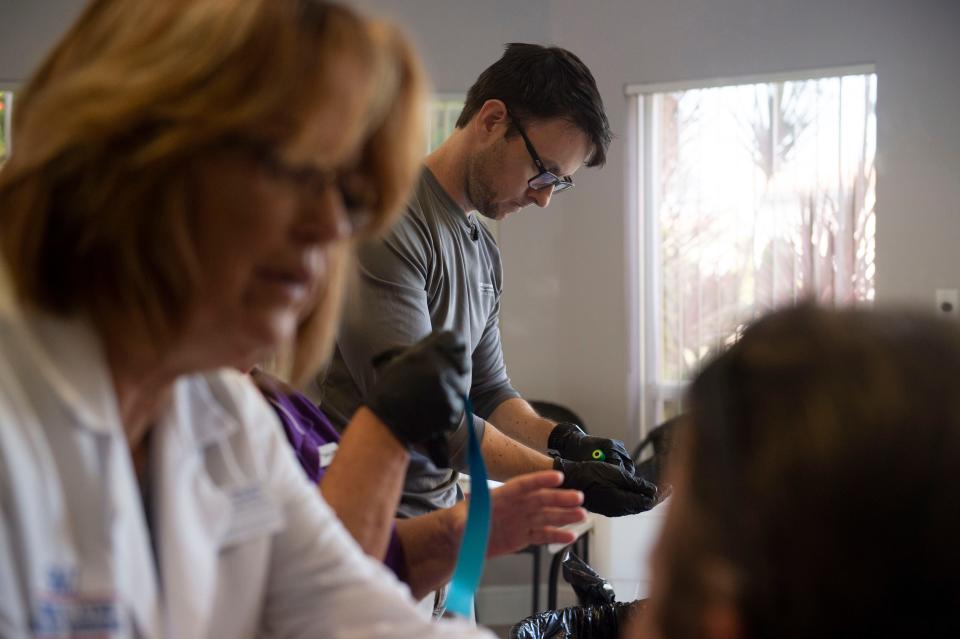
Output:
[221, 482, 285, 547]
[33, 567, 120, 635]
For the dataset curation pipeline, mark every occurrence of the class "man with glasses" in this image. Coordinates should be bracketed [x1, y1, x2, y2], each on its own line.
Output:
[314, 44, 656, 527]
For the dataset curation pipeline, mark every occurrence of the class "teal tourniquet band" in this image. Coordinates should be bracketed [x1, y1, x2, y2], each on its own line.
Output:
[445, 396, 492, 617]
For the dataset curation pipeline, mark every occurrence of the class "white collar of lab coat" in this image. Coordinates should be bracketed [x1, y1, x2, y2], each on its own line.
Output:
[0, 265, 120, 436]
[0, 265, 238, 447]
[165, 371, 240, 451]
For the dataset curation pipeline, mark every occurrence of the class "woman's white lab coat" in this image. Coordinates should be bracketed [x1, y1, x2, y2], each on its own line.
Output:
[0, 272, 491, 639]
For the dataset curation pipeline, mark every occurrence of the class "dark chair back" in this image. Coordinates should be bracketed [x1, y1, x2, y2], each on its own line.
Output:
[631, 415, 680, 485]
[528, 400, 587, 433]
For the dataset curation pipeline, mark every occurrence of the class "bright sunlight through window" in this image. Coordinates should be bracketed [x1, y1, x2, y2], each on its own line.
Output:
[632, 68, 877, 430]
[0, 90, 13, 161]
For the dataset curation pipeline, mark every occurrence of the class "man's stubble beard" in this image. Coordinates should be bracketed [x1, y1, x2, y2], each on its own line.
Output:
[464, 145, 500, 221]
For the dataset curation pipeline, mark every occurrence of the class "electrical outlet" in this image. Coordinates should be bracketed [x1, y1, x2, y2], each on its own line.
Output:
[935, 289, 958, 316]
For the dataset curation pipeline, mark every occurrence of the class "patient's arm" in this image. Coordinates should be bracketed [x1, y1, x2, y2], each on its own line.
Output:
[320, 407, 410, 559]
[319, 410, 585, 599]
[395, 470, 586, 600]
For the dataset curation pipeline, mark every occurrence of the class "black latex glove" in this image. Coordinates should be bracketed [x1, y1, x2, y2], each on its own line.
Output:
[548, 422, 636, 474]
[554, 455, 657, 517]
[366, 331, 470, 463]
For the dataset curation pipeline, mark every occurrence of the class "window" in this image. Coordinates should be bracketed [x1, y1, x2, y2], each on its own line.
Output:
[427, 95, 465, 153]
[0, 90, 13, 161]
[629, 67, 877, 434]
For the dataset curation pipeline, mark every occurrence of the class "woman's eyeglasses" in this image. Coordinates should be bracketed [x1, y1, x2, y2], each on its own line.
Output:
[230, 137, 375, 233]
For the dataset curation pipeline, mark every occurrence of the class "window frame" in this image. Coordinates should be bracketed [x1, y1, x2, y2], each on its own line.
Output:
[426, 92, 467, 153]
[1, 84, 16, 158]
[626, 64, 877, 441]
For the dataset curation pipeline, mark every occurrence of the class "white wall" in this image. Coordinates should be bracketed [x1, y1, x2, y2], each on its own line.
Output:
[356, 0, 552, 93]
[0, 0, 83, 83]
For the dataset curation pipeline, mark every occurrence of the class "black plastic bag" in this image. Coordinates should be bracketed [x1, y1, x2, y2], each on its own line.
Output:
[561, 552, 615, 606]
[509, 600, 646, 639]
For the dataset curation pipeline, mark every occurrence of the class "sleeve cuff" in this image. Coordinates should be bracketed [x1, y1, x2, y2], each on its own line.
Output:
[446, 413, 486, 472]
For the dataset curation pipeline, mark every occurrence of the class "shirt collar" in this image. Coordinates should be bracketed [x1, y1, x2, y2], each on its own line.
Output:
[0, 265, 120, 435]
[167, 372, 240, 449]
[0, 264, 238, 447]
[421, 166, 478, 230]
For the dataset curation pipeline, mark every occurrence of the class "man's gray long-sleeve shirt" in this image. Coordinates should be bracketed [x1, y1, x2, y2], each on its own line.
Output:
[313, 168, 520, 517]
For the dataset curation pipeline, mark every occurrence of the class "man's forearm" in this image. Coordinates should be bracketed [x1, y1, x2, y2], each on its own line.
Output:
[320, 407, 409, 559]
[487, 396, 556, 451]
[480, 420, 554, 481]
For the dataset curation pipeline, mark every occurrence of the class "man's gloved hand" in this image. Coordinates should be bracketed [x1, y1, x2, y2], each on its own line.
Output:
[548, 422, 635, 474]
[366, 331, 470, 462]
[553, 456, 657, 517]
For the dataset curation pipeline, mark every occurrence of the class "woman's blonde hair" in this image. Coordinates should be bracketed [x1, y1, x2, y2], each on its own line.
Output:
[0, 0, 426, 383]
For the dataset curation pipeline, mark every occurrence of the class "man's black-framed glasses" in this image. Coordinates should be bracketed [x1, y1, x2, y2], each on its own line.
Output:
[508, 111, 574, 194]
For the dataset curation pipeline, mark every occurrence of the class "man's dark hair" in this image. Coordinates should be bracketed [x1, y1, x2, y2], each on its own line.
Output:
[455, 43, 611, 168]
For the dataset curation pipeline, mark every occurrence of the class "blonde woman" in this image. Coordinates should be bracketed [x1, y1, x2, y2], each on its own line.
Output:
[0, 0, 492, 636]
